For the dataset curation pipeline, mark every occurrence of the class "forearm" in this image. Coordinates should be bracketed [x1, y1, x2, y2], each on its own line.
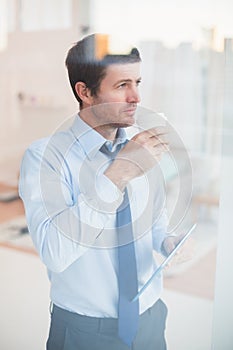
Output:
[23, 198, 111, 272]
[19, 148, 123, 273]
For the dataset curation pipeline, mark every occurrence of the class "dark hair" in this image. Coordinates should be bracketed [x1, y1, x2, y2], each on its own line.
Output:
[65, 34, 141, 107]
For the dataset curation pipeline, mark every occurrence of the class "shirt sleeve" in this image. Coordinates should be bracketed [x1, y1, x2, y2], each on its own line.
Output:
[19, 143, 123, 273]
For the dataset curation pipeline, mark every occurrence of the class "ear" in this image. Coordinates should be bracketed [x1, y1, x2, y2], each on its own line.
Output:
[75, 82, 93, 106]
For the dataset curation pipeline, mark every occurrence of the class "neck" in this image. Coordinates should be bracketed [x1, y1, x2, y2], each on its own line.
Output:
[79, 109, 118, 141]
[94, 124, 118, 141]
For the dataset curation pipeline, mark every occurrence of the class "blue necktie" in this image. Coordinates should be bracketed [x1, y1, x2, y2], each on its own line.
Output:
[100, 141, 139, 346]
[117, 188, 139, 347]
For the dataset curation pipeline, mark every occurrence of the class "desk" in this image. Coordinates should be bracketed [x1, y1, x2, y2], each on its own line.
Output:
[0, 183, 24, 223]
[0, 182, 36, 255]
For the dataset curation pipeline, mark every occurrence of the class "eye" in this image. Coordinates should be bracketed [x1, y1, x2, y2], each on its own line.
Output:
[117, 82, 127, 89]
[136, 79, 141, 86]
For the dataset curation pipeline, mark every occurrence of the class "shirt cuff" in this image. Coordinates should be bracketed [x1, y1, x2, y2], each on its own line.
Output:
[160, 234, 177, 257]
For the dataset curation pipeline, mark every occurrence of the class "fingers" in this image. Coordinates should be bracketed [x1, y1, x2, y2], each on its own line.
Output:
[132, 127, 169, 150]
[111, 126, 170, 182]
[133, 126, 168, 140]
[173, 236, 196, 264]
[144, 126, 167, 135]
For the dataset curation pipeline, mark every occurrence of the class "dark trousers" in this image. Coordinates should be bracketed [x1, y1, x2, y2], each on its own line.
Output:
[46, 299, 168, 350]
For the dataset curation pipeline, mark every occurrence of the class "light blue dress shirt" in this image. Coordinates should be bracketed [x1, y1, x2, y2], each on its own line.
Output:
[19, 115, 168, 317]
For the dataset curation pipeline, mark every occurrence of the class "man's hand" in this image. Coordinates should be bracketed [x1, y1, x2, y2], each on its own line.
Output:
[104, 127, 169, 191]
[162, 233, 196, 264]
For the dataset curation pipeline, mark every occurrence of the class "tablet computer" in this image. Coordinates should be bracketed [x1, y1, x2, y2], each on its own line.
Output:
[132, 223, 197, 302]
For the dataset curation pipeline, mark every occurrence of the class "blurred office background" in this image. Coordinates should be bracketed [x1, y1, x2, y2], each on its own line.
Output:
[0, 0, 232, 349]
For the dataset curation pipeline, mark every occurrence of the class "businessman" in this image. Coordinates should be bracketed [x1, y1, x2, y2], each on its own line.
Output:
[19, 33, 180, 350]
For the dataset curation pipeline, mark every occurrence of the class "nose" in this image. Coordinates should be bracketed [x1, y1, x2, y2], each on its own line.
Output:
[126, 86, 141, 104]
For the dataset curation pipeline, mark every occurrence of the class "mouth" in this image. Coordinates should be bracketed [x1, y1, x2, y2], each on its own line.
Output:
[122, 106, 137, 116]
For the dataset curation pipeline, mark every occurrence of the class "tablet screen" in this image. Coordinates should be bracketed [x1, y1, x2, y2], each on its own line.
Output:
[132, 223, 197, 302]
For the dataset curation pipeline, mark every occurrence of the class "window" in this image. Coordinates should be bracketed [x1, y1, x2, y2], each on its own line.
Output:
[20, 0, 72, 31]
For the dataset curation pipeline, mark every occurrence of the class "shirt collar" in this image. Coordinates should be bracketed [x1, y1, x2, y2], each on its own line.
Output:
[70, 115, 128, 160]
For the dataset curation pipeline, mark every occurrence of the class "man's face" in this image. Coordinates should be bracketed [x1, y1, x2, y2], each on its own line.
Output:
[89, 62, 141, 128]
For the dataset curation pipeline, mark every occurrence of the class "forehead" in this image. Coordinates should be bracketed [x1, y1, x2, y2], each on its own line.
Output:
[102, 62, 141, 84]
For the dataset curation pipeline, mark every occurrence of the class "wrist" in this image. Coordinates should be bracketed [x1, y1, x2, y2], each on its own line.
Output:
[104, 166, 128, 192]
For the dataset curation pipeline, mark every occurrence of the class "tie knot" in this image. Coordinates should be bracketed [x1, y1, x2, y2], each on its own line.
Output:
[100, 142, 120, 159]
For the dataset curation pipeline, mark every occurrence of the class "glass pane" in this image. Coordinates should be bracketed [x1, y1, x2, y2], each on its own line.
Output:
[20, 0, 72, 31]
[91, 1, 232, 348]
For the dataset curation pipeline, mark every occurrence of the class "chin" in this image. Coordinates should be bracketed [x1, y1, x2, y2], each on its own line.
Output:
[119, 122, 134, 128]
[111, 120, 134, 129]
[120, 116, 136, 127]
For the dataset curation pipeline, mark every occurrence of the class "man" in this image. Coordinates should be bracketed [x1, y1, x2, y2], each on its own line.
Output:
[19, 34, 178, 350]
